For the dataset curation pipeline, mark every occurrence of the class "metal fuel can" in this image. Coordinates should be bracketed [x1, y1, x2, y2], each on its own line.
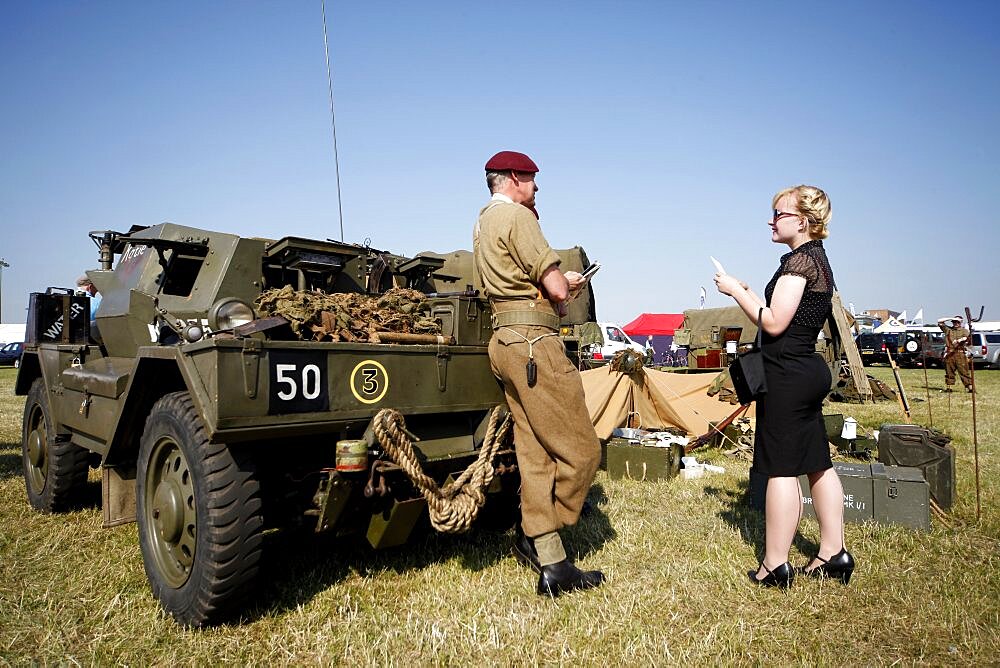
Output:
[335, 439, 368, 472]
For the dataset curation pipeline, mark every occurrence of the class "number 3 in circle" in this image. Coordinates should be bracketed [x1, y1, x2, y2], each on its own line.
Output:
[350, 360, 389, 404]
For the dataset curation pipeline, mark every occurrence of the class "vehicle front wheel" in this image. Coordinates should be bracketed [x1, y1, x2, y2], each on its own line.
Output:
[137, 391, 263, 627]
[22, 378, 89, 511]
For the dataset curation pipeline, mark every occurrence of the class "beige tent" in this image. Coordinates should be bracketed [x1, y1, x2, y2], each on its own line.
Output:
[582, 366, 755, 440]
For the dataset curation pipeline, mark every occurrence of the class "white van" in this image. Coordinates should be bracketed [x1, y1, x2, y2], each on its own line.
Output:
[589, 322, 646, 360]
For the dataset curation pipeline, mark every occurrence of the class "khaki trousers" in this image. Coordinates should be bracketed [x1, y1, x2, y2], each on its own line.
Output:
[489, 324, 601, 537]
[944, 352, 972, 388]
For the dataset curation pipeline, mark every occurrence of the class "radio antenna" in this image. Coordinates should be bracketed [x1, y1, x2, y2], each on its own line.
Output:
[321, 0, 345, 241]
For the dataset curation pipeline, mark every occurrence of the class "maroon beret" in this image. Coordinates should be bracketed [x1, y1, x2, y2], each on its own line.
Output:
[485, 150, 539, 173]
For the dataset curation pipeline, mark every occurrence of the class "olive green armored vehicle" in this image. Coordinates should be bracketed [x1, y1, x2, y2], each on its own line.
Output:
[16, 224, 519, 627]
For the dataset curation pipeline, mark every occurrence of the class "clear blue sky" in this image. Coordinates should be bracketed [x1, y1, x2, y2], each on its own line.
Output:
[2, 1, 998, 326]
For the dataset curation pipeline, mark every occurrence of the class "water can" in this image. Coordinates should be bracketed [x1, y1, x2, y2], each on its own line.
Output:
[336, 439, 368, 472]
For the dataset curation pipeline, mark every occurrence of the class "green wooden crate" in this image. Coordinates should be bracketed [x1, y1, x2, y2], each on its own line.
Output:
[606, 442, 682, 481]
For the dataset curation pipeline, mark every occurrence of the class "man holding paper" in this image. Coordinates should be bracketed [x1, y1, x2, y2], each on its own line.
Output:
[473, 150, 603, 597]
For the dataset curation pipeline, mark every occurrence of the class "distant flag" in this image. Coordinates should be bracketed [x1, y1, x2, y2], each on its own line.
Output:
[849, 302, 856, 316]
[898, 310, 907, 324]
[699, 286, 706, 309]
[914, 308, 923, 324]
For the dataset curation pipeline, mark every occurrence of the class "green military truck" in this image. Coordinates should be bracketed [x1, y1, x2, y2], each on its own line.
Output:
[16, 224, 519, 626]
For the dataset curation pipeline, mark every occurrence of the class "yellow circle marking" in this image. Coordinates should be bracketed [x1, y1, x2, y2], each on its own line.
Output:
[350, 359, 389, 404]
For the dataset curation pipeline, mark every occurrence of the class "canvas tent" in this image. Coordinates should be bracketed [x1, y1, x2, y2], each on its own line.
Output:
[581, 365, 754, 440]
[623, 313, 685, 364]
[623, 313, 685, 336]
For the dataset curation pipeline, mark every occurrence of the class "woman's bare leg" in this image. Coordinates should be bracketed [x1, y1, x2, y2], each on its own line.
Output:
[755, 476, 801, 579]
[805, 467, 845, 570]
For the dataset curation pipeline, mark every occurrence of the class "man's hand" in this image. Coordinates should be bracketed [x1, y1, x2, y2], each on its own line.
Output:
[564, 270, 585, 293]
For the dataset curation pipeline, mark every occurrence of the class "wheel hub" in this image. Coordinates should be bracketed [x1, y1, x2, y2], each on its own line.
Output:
[153, 479, 184, 544]
[27, 429, 45, 468]
[144, 437, 197, 589]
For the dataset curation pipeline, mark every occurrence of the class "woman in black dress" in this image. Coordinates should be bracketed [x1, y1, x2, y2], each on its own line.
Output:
[715, 185, 855, 588]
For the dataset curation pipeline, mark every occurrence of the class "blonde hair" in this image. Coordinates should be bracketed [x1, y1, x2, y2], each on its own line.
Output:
[773, 185, 831, 239]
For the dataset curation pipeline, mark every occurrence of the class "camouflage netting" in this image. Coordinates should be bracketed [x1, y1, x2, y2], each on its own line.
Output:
[609, 349, 646, 379]
[255, 286, 442, 342]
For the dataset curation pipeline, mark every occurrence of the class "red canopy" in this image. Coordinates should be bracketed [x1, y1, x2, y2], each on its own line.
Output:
[623, 313, 685, 337]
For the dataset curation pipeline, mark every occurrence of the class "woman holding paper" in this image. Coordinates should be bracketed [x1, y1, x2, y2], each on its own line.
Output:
[714, 185, 854, 589]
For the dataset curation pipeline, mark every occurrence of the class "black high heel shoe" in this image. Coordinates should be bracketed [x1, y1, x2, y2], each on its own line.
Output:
[747, 561, 794, 589]
[804, 548, 855, 584]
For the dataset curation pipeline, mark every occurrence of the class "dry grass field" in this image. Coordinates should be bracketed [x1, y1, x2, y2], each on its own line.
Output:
[0, 365, 997, 665]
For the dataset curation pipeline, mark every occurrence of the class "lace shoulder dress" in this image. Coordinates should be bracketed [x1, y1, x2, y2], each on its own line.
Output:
[753, 240, 836, 477]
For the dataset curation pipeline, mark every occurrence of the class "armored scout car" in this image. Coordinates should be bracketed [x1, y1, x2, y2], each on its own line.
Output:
[17, 224, 520, 626]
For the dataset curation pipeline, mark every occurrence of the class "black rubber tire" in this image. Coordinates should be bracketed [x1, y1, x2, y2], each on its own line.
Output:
[22, 378, 90, 512]
[137, 391, 263, 627]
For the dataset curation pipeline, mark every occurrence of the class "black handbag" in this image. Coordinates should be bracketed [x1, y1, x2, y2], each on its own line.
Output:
[729, 308, 767, 405]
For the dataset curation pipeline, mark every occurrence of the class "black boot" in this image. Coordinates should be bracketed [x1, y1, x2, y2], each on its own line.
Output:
[537, 560, 605, 596]
[512, 528, 541, 574]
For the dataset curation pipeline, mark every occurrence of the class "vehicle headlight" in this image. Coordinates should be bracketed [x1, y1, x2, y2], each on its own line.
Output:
[209, 298, 255, 330]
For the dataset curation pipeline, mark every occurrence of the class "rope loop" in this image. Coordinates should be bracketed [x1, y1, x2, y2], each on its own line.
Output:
[372, 406, 513, 533]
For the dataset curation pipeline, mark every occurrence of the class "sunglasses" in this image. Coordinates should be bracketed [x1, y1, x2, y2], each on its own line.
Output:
[772, 209, 800, 222]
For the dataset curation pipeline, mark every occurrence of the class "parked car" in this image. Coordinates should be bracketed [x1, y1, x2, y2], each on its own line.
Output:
[582, 322, 645, 362]
[855, 333, 901, 366]
[0, 341, 24, 367]
[968, 331, 1000, 369]
[855, 331, 943, 368]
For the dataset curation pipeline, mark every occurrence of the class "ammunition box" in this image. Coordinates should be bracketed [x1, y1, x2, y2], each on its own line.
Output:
[877, 424, 956, 509]
[427, 296, 491, 346]
[606, 441, 682, 481]
[26, 291, 90, 344]
[749, 462, 930, 531]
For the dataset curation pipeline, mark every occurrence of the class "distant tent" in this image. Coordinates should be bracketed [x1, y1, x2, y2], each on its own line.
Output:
[623, 313, 685, 336]
[874, 318, 907, 333]
[623, 313, 686, 365]
[581, 366, 755, 439]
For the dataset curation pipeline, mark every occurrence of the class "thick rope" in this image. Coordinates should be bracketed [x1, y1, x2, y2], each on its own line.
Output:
[372, 406, 513, 533]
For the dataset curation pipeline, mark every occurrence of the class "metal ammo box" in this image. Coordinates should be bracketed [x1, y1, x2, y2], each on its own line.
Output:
[606, 439, 683, 481]
[750, 462, 930, 530]
[877, 424, 955, 509]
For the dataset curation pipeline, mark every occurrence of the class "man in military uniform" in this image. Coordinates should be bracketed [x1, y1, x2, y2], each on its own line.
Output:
[473, 150, 603, 596]
[938, 316, 973, 392]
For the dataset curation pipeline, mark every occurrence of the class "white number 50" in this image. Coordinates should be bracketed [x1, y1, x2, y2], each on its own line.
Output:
[276, 363, 322, 400]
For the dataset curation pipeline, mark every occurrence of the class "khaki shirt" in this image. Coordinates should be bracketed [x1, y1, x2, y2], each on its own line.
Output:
[473, 197, 561, 299]
[941, 324, 970, 354]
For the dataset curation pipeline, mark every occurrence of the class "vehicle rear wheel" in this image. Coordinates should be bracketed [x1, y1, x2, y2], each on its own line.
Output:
[22, 378, 89, 511]
[137, 391, 263, 627]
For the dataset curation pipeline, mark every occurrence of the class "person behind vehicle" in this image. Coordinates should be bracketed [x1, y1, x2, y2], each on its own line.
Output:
[715, 185, 854, 589]
[473, 150, 603, 597]
[938, 316, 973, 392]
[76, 275, 101, 319]
[644, 336, 655, 364]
